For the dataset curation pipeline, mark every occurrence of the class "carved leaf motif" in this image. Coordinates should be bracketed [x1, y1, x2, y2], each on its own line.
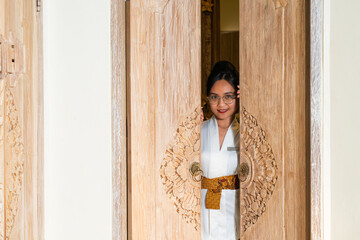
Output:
[159, 105, 202, 231]
[201, 0, 214, 12]
[239, 107, 278, 233]
[160, 105, 278, 233]
[4, 86, 25, 239]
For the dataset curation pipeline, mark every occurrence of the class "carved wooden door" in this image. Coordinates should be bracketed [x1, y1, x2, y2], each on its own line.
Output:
[0, 0, 42, 239]
[127, 0, 202, 239]
[238, 0, 308, 239]
[127, 0, 308, 239]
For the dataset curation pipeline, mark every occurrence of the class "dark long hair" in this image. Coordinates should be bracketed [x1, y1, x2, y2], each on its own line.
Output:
[206, 61, 239, 96]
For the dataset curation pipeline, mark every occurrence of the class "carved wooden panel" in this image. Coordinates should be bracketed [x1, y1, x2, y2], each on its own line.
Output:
[0, 33, 26, 239]
[4, 79, 25, 239]
[159, 105, 202, 231]
[240, 0, 308, 238]
[0, 32, 26, 239]
[0, 0, 43, 239]
[239, 107, 278, 233]
[128, 0, 201, 239]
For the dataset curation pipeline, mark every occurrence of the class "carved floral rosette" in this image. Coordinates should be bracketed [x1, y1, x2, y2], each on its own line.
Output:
[159, 105, 278, 233]
[159, 105, 202, 231]
[239, 107, 278, 233]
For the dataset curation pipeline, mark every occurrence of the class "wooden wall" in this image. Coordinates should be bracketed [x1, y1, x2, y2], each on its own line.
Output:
[220, 31, 239, 71]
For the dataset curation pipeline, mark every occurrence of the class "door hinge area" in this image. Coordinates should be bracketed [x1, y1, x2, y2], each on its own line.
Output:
[0, 34, 25, 80]
[36, 0, 41, 12]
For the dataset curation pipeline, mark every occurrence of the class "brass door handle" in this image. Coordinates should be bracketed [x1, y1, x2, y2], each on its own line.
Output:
[238, 162, 249, 182]
[189, 162, 204, 182]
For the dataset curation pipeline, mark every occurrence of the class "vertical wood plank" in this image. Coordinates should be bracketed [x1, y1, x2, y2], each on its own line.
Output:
[240, 0, 308, 238]
[155, 0, 201, 239]
[129, 2, 156, 238]
[23, 0, 43, 238]
[128, 0, 201, 239]
[0, 0, 43, 239]
[283, 0, 309, 239]
[240, 0, 284, 238]
[111, 0, 127, 240]
[0, 1, 6, 237]
[0, 75, 5, 240]
[35, 3, 44, 240]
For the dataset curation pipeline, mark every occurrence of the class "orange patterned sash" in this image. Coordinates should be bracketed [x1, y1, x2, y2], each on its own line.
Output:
[201, 174, 239, 209]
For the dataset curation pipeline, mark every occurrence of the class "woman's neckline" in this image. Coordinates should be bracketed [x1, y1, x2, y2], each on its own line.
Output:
[212, 115, 237, 151]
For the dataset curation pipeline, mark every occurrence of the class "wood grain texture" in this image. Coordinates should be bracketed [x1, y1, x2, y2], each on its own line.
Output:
[0, 0, 43, 239]
[0, 74, 4, 239]
[239, 107, 279, 233]
[128, 0, 201, 239]
[35, 4, 44, 240]
[201, 9, 212, 97]
[159, 106, 202, 231]
[239, 0, 309, 238]
[211, 0, 220, 66]
[111, 1, 127, 240]
[219, 31, 239, 71]
[310, 0, 323, 239]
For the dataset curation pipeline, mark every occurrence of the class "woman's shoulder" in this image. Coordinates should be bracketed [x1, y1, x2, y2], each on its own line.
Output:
[201, 117, 213, 132]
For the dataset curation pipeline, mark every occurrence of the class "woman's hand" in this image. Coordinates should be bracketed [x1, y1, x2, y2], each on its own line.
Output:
[201, 106, 204, 126]
[237, 85, 240, 98]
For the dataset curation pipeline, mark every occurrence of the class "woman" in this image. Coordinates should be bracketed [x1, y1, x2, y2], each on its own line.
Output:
[201, 61, 240, 240]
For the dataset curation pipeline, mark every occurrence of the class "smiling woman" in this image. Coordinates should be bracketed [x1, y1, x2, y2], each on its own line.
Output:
[201, 61, 240, 240]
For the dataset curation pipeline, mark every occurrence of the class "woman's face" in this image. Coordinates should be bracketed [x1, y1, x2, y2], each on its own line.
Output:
[208, 79, 238, 121]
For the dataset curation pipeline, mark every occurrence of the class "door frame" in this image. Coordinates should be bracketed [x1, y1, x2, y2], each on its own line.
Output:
[111, 0, 324, 239]
[111, 1, 127, 240]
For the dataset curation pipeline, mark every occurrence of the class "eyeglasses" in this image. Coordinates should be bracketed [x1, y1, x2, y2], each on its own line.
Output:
[207, 94, 237, 105]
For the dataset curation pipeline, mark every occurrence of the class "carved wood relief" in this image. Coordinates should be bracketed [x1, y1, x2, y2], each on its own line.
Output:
[159, 105, 278, 233]
[0, 34, 25, 239]
[239, 107, 278, 233]
[4, 84, 25, 239]
[159, 105, 202, 231]
[201, 0, 214, 12]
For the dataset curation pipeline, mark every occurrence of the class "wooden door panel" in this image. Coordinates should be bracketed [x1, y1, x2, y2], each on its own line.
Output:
[128, 0, 307, 238]
[239, 0, 307, 239]
[129, 0, 201, 239]
[0, 0, 42, 239]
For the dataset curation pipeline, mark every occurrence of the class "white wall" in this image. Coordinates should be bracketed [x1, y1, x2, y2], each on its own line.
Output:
[328, 0, 360, 239]
[43, 1, 111, 239]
